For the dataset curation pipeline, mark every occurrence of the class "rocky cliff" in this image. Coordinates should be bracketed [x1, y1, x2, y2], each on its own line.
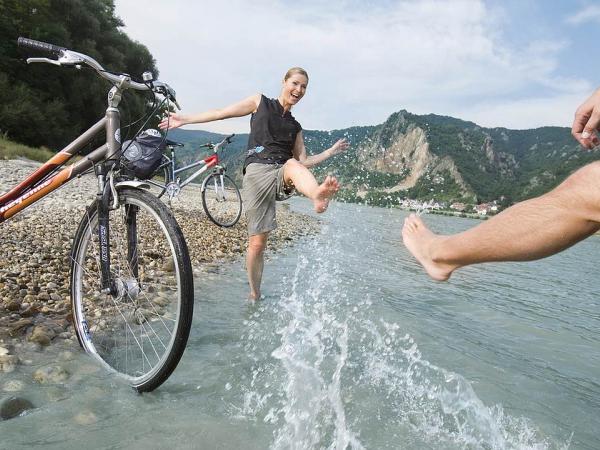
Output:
[169, 109, 600, 207]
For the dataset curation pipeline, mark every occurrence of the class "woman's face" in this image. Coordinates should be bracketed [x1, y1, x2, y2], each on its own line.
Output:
[281, 73, 308, 107]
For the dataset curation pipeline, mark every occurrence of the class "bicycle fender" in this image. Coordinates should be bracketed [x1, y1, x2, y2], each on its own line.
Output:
[115, 180, 151, 190]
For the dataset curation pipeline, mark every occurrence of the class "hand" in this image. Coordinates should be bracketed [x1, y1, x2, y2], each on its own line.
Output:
[572, 87, 600, 149]
[329, 138, 350, 156]
[158, 112, 187, 131]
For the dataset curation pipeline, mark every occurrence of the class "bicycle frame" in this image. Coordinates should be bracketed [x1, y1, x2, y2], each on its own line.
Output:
[2, 37, 177, 225]
[0, 106, 121, 223]
[160, 149, 221, 191]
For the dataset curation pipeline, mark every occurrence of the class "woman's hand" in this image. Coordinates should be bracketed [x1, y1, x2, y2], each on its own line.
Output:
[329, 138, 350, 156]
[572, 87, 600, 149]
[159, 112, 187, 131]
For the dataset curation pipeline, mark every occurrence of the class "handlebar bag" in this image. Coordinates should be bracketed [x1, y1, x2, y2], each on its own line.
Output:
[121, 129, 166, 179]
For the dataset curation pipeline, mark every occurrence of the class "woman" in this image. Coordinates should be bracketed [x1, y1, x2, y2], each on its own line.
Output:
[159, 67, 349, 300]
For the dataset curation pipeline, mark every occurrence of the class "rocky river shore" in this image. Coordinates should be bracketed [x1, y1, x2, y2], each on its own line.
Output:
[0, 158, 319, 409]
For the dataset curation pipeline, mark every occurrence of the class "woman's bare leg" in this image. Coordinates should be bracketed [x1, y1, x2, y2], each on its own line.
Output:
[283, 159, 339, 212]
[402, 161, 600, 280]
[247, 232, 268, 300]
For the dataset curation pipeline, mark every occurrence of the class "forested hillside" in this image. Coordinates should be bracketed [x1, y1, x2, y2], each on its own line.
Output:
[168, 111, 600, 207]
[0, 0, 158, 149]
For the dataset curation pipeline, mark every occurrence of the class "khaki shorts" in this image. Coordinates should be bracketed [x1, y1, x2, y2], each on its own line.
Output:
[242, 163, 294, 236]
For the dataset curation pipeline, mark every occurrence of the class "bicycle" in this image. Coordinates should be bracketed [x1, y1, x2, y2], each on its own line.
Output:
[0, 37, 194, 392]
[148, 135, 243, 227]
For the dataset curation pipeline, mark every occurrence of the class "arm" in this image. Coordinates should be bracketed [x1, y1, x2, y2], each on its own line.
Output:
[293, 131, 350, 168]
[159, 94, 261, 130]
[572, 87, 600, 149]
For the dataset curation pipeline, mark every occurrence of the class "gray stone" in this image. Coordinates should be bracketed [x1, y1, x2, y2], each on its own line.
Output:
[2, 380, 24, 393]
[33, 365, 70, 384]
[29, 325, 54, 346]
[5, 300, 21, 312]
[0, 354, 18, 373]
[73, 410, 98, 425]
[161, 258, 175, 272]
[0, 396, 34, 420]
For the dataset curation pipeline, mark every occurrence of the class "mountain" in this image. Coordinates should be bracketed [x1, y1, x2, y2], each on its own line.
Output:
[165, 111, 600, 207]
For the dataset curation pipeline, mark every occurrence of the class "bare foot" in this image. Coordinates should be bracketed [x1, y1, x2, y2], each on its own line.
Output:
[313, 175, 340, 213]
[401, 213, 456, 281]
[248, 291, 261, 302]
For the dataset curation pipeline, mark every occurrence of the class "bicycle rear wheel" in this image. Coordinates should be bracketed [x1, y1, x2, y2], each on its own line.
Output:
[70, 187, 193, 392]
[201, 172, 242, 227]
[146, 162, 170, 198]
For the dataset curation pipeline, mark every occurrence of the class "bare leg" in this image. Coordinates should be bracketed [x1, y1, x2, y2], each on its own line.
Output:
[283, 159, 340, 213]
[402, 162, 600, 281]
[247, 232, 268, 300]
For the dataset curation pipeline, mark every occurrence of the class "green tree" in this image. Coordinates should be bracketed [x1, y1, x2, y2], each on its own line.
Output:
[0, 0, 158, 149]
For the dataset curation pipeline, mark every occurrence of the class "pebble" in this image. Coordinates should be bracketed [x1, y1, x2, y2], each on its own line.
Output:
[73, 410, 98, 425]
[0, 353, 18, 373]
[59, 351, 75, 361]
[28, 325, 55, 346]
[33, 365, 70, 384]
[0, 396, 34, 420]
[0, 159, 319, 373]
[2, 380, 25, 393]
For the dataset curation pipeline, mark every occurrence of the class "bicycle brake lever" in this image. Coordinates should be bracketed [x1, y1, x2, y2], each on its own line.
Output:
[27, 57, 61, 66]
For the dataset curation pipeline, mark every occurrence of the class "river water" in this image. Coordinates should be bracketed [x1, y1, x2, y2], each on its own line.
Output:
[1, 198, 599, 449]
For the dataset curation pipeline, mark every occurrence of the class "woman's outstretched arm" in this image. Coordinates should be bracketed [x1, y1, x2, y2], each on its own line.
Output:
[159, 94, 261, 130]
[293, 132, 349, 168]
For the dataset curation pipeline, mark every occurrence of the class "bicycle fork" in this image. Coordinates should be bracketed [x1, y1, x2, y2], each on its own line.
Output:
[96, 165, 140, 299]
[209, 170, 226, 202]
[96, 166, 113, 295]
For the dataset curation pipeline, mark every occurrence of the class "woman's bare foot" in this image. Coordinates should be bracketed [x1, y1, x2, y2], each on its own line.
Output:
[401, 213, 456, 281]
[313, 175, 340, 213]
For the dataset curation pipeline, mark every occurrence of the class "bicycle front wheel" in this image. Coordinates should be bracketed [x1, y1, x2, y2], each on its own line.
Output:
[70, 187, 193, 392]
[201, 172, 242, 227]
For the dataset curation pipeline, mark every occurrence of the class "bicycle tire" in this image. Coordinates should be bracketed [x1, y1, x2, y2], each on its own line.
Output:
[201, 172, 242, 227]
[70, 187, 193, 392]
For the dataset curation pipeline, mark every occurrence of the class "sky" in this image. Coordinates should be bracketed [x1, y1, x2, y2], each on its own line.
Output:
[114, 0, 600, 134]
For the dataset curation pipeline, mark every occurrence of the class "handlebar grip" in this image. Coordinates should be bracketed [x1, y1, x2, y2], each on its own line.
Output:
[17, 37, 65, 55]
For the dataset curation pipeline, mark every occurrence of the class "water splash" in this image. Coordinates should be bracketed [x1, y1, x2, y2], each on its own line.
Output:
[356, 320, 563, 449]
[270, 251, 364, 450]
[232, 220, 569, 449]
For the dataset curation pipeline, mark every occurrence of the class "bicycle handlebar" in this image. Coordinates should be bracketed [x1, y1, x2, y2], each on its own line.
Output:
[18, 37, 65, 56]
[17, 36, 179, 104]
[199, 134, 236, 152]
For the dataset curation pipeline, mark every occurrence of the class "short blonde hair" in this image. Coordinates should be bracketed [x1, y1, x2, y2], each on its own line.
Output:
[284, 67, 309, 82]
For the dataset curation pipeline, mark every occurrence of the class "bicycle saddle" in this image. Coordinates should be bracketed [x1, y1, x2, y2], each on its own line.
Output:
[166, 139, 184, 147]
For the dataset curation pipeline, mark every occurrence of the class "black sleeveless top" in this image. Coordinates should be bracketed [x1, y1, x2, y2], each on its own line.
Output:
[244, 95, 302, 169]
